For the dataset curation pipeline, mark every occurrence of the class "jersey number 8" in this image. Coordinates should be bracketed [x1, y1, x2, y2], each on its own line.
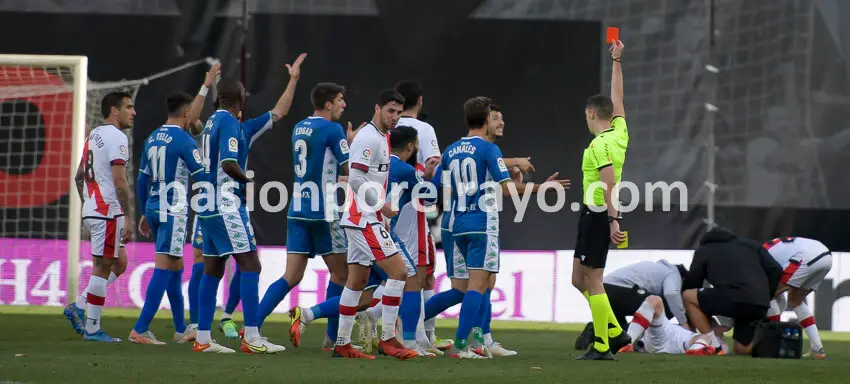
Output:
[84, 149, 96, 183]
[449, 158, 478, 196]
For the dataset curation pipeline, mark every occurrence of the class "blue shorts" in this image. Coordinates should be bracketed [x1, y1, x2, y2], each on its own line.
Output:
[453, 233, 500, 273]
[366, 265, 388, 290]
[199, 208, 256, 257]
[145, 209, 189, 257]
[286, 218, 346, 257]
[442, 228, 468, 279]
[191, 215, 204, 249]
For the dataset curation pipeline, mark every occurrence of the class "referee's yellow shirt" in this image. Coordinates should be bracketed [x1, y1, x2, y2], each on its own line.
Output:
[581, 116, 629, 207]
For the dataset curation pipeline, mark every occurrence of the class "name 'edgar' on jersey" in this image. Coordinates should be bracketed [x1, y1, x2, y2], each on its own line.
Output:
[199, 109, 274, 214]
[442, 136, 511, 236]
[139, 125, 204, 215]
[287, 116, 349, 221]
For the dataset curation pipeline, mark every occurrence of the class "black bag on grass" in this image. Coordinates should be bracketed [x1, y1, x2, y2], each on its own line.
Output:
[751, 320, 803, 359]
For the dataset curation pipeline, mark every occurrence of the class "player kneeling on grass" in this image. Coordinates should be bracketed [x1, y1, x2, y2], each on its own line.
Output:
[681, 227, 782, 356]
[618, 295, 729, 355]
[763, 236, 832, 359]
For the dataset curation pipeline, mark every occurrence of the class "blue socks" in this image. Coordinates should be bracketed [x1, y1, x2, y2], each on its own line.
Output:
[310, 295, 340, 319]
[188, 262, 203, 324]
[134, 268, 170, 334]
[224, 264, 242, 315]
[257, 278, 291, 328]
[400, 291, 422, 341]
[240, 271, 260, 327]
[167, 269, 187, 333]
[455, 290, 484, 342]
[198, 274, 221, 332]
[425, 288, 465, 320]
[325, 281, 343, 342]
[480, 289, 492, 335]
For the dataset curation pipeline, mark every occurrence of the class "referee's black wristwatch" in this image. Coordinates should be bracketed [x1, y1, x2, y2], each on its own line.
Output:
[607, 216, 622, 223]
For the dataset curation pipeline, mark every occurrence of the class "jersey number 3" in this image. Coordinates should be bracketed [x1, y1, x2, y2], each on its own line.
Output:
[294, 139, 308, 178]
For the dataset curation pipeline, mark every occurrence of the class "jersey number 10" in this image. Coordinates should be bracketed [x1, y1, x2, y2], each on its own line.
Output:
[449, 158, 478, 196]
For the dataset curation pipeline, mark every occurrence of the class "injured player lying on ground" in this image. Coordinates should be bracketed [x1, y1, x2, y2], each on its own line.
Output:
[617, 295, 732, 355]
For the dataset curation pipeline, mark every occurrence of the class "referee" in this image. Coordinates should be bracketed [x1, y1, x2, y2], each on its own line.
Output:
[572, 39, 630, 361]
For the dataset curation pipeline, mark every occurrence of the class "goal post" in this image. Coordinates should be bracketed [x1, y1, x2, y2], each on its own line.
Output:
[0, 54, 87, 306]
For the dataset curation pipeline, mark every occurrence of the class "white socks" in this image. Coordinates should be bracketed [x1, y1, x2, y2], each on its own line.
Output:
[794, 303, 822, 350]
[423, 289, 436, 335]
[244, 326, 260, 342]
[84, 276, 108, 334]
[336, 287, 362, 346]
[76, 271, 118, 309]
[381, 279, 404, 341]
[767, 299, 781, 320]
[197, 330, 212, 345]
[627, 300, 655, 342]
[416, 292, 429, 344]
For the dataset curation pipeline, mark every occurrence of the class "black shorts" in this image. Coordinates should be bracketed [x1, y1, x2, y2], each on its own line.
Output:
[574, 206, 611, 269]
[697, 287, 768, 346]
[605, 283, 675, 328]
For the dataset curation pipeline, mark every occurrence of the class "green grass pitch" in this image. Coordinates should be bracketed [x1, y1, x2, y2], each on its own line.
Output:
[1, 305, 848, 383]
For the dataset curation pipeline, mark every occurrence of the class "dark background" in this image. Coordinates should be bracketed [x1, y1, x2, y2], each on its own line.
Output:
[2, 0, 849, 251]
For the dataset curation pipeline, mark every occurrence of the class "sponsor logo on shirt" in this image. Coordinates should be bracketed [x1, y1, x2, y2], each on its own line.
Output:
[362, 148, 372, 161]
[340, 139, 349, 154]
[119, 144, 128, 156]
[192, 149, 202, 164]
[228, 137, 238, 152]
[431, 139, 439, 151]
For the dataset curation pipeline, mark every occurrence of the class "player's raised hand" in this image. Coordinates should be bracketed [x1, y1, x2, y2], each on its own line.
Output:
[347, 121, 366, 143]
[138, 216, 151, 238]
[609, 40, 624, 59]
[544, 172, 571, 189]
[204, 62, 221, 87]
[515, 157, 535, 173]
[286, 53, 308, 79]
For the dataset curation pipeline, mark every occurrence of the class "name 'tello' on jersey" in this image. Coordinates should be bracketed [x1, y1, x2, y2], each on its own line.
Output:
[81, 124, 129, 219]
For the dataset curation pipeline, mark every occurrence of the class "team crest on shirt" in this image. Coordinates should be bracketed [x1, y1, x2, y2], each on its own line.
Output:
[497, 158, 508, 173]
[340, 139, 349, 154]
[192, 149, 202, 164]
[362, 148, 372, 161]
[228, 137, 238, 152]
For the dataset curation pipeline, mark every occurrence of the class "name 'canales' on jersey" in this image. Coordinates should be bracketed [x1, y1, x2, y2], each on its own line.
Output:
[199, 109, 273, 214]
[441, 136, 511, 236]
[287, 116, 349, 221]
[139, 125, 204, 215]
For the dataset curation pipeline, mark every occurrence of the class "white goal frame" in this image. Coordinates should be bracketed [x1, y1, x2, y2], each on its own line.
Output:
[0, 54, 88, 305]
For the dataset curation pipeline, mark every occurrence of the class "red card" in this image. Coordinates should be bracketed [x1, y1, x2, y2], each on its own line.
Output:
[606, 27, 619, 44]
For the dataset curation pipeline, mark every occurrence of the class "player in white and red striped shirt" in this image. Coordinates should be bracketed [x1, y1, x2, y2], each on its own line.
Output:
[762, 236, 832, 358]
[333, 89, 418, 360]
[66, 92, 136, 343]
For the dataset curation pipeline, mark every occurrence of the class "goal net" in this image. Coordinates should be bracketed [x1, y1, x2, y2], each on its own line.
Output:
[0, 55, 208, 307]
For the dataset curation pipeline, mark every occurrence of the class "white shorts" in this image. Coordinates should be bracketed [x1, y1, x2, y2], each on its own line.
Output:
[643, 315, 697, 354]
[781, 253, 832, 291]
[344, 223, 399, 267]
[84, 216, 125, 259]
